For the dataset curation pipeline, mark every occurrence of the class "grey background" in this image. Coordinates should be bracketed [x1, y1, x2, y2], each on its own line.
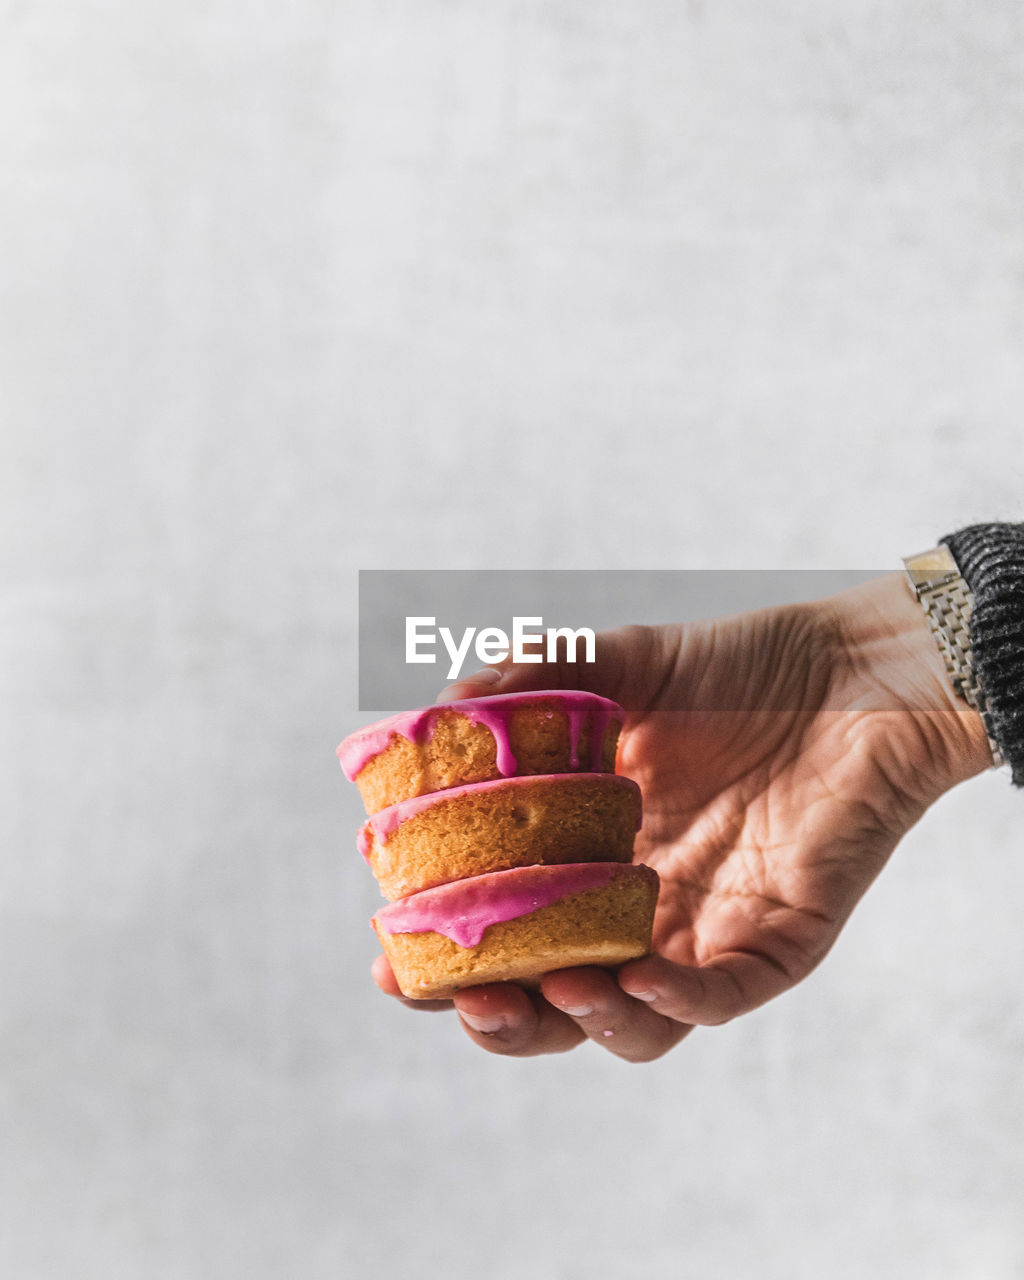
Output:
[3, 2, 1024, 1278]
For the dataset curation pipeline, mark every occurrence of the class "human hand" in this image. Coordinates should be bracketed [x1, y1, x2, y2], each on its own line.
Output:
[373, 574, 994, 1062]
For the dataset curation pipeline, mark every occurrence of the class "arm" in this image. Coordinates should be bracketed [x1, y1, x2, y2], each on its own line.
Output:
[374, 547, 1015, 1062]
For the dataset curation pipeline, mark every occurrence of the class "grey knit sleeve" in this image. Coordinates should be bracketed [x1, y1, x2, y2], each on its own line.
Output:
[941, 523, 1024, 786]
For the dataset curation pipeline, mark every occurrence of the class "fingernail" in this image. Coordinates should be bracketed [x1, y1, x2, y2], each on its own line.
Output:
[460, 1012, 506, 1034]
[624, 989, 658, 1003]
[562, 1004, 595, 1018]
[436, 669, 503, 704]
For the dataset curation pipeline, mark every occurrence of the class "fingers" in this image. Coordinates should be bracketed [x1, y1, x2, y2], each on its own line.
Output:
[375, 949, 785, 1060]
[617, 951, 793, 1026]
[375, 960, 690, 1061]
[454, 984, 587, 1056]
[540, 967, 692, 1063]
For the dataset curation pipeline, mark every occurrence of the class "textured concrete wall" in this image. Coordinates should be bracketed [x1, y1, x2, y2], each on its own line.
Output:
[2, 3, 1023, 1277]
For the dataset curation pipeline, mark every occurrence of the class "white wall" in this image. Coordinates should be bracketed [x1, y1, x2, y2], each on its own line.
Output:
[3, 3, 1023, 1277]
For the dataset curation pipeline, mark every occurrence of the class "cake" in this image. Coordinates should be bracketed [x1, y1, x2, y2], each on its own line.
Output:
[337, 689, 624, 815]
[338, 689, 658, 1000]
[358, 772, 642, 900]
[372, 862, 660, 1000]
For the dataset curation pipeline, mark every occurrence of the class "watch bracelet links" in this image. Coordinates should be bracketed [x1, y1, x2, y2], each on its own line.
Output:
[902, 546, 1005, 769]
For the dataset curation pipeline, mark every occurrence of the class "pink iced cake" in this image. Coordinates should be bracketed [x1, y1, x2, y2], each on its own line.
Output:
[339, 689, 657, 1000]
[359, 772, 642, 901]
[338, 689, 626, 815]
[372, 862, 660, 1000]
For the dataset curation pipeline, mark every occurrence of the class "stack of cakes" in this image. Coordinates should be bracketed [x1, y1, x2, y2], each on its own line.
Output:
[337, 690, 659, 999]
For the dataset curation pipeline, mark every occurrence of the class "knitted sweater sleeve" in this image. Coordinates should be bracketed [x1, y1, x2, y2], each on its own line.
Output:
[940, 523, 1024, 787]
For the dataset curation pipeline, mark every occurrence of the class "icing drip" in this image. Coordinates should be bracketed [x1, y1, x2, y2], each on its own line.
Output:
[566, 704, 582, 769]
[456, 699, 519, 776]
[374, 862, 651, 949]
[356, 772, 643, 856]
[337, 690, 625, 781]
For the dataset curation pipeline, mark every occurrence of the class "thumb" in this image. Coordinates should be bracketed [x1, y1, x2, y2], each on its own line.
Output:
[435, 622, 672, 712]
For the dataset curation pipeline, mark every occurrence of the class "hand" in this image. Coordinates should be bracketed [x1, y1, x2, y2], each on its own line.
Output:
[373, 574, 994, 1062]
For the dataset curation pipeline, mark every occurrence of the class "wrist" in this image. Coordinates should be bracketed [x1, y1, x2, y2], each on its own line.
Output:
[822, 572, 995, 796]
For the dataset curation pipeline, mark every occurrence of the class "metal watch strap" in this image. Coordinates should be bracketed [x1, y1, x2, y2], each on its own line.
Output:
[902, 546, 1004, 768]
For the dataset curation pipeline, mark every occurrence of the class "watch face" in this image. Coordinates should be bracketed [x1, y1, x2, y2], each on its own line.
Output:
[903, 545, 959, 590]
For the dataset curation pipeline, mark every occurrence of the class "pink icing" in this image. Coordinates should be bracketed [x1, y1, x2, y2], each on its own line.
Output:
[373, 861, 656, 949]
[566, 702, 583, 769]
[357, 772, 642, 860]
[337, 690, 625, 782]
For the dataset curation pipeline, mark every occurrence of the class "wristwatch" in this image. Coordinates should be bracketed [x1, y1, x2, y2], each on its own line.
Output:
[902, 545, 1004, 768]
